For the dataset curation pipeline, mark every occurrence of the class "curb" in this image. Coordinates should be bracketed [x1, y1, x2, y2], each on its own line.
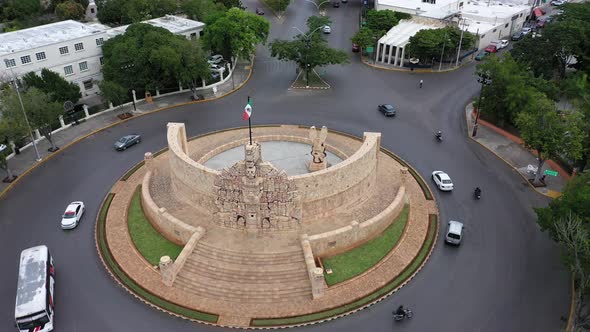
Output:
[290, 69, 331, 90]
[464, 107, 561, 199]
[0, 59, 254, 201]
[361, 57, 468, 73]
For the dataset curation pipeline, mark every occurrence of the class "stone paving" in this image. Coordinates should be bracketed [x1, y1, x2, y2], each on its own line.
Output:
[102, 128, 437, 327]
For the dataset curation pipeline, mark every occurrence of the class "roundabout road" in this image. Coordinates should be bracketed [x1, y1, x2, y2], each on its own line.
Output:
[0, 1, 570, 331]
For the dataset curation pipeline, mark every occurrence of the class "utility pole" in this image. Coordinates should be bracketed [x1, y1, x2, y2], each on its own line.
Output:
[456, 18, 467, 67]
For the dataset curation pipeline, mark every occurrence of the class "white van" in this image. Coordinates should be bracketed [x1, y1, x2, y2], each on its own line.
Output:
[445, 220, 464, 245]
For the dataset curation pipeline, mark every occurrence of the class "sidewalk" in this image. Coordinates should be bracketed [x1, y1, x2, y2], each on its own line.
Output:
[0, 59, 252, 196]
[465, 104, 567, 198]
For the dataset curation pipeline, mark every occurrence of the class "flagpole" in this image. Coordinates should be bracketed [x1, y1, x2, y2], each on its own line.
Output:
[248, 96, 252, 145]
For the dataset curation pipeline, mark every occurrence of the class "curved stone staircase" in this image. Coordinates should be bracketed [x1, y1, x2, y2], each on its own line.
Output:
[174, 241, 312, 303]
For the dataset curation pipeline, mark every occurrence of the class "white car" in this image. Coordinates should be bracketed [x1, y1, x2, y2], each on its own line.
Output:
[61, 201, 85, 229]
[432, 171, 454, 191]
[493, 39, 509, 49]
[522, 27, 532, 35]
[209, 63, 226, 73]
[323, 25, 331, 34]
[207, 54, 224, 65]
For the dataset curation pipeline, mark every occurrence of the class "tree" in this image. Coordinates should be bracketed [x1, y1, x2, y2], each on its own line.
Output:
[55, 0, 86, 20]
[515, 92, 585, 185]
[96, 0, 177, 25]
[213, 0, 243, 9]
[23, 68, 81, 104]
[0, 0, 41, 21]
[265, 0, 290, 12]
[102, 23, 210, 91]
[365, 9, 400, 36]
[0, 97, 27, 182]
[269, 16, 349, 83]
[407, 26, 475, 64]
[99, 80, 128, 107]
[202, 7, 269, 61]
[351, 27, 376, 50]
[561, 73, 590, 171]
[180, 0, 225, 22]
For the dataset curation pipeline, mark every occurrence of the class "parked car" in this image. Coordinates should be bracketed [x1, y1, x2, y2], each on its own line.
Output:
[322, 25, 331, 34]
[484, 44, 498, 53]
[352, 43, 360, 52]
[536, 19, 548, 28]
[255, 7, 264, 15]
[511, 31, 525, 41]
[522, 27, 533, 35]
[209, 63, 226, 73]
[551, 0, 566, 6]
[207, 54, 224, 65]
[210, 71, 221, 80]
[432, 170, 454, 191]
[333, 1, 340, 7]
[114, 134, 141, 151]
[341, 0, 348, 2]
[61, 201, 85, 229]
[493, 39, 509, 49]
[475, 51, 489, 61]
[378, 104, 396, 117]
[445, 220, 464, 245]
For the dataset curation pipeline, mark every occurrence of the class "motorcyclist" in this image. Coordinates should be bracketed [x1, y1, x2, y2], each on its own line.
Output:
[436, 131, 442, 139]
[475, 187, 481, 196]
[395, 305, 406, 317]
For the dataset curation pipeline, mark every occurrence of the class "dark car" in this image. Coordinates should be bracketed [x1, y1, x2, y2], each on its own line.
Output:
[475, 51, 489, 61]
[114, 134, 141, 151]
[511, 31, 524, 41]
[378, 104, 396, 117]
[352, 43, 360, 52]
[341, 0, 348, 2]
[333, 1, 340, 7]
[255, 7, 264, 15]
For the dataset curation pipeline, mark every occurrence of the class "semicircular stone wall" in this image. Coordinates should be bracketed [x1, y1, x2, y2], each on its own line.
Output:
[166, 123, 381, 218]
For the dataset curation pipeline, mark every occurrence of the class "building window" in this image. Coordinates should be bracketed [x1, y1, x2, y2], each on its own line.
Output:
[190, 32, 197, 40]
[520, 13, 523, 17]
[64, 65, 74, 76]
[36, 52, 46, 61]
[59, 46, 69, 55]
[20, 55, 31, 65]
[99, 57, 104, 65]
[481, 34, 486, 39]
[96, 38, 104, 46]
[79, 61, 88, 72]
[74, 42, 84, 51]
[505, 23, 509, 28]
[199, 31, 204, 37]
[493, 29, 497, 32]
[5, 59, 16, 68]
[83, 80, 93, 90]
[91, 8, 95, 14]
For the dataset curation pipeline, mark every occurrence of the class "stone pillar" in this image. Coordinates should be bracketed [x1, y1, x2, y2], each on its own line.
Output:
[144, 152, 154, 172]
[159, 256, 175, 286]
[212, 86, 218, 96]
[109, 102, 114, 110]
[350, 220, 359, 243]
[400, 167, 409, 185]
[178, 81, 182, 91]
[132, 90, 137, 104]
[34, 129, 41, 140]
[311, 267, 326, 299]
[156, 89, 160, 97]
[59, 115, 65, 128]
[202, 79, 206, 87]
[83, 104, 90, 118]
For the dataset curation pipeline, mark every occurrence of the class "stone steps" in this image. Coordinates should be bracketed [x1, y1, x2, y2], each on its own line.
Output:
[175, 274, 311, 303]
[182, 259, 308, 284]
[193, 242, 305, 265]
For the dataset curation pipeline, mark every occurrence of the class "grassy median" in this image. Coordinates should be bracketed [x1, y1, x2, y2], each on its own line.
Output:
[322, 205, 409, 286]
[128, 186, 182, 265]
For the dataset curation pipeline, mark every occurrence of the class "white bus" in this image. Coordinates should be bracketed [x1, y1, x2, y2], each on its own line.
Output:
[15, 245, 55, 332]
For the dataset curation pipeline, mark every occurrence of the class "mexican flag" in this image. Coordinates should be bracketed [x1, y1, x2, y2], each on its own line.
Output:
[242, 100, 252, 121]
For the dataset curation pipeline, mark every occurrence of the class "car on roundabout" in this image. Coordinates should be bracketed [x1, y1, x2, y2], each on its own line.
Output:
[432, 170, 454, 191]
[61, 201, 85, 229]
[256, 7, 264, 15]
[445, 220, 464, 245]
[378, 104, 396, 117]
[114, 134, 141, 151]
[323, 25, 331, 34]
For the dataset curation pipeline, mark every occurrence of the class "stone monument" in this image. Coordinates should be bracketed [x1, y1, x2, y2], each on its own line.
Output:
[307, 125, 328, 172]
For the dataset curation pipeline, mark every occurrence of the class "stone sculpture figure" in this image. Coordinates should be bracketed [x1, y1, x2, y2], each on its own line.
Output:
[308, 126, 328, 172]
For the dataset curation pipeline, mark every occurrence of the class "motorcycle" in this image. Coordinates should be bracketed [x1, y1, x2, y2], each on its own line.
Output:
[435, 133, 443, 142]
[474, 188, 481, 199]
[393, 309, 413, 321]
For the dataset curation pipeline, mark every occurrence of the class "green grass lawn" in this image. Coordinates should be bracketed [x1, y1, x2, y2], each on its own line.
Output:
[251, 213, 437, 327]
[322, 204, 410, 286]
[128, 186, 182, 265]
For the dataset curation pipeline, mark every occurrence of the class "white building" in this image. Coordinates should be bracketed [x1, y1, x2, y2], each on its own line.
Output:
[0, 15, 205, 101]
[373, 0, 530, 66]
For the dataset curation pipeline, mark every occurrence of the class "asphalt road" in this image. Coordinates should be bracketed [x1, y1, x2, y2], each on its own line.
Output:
[0, 1, 570, 331]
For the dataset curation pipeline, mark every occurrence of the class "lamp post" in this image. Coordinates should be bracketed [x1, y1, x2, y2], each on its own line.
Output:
[304, 0, 331, 15]
[292, 26, 324, 88]
[471, 72, 492, 137]
[3, 60, 42, 162]
[455, 18, 468, 67]
[438, 33, 449, 71]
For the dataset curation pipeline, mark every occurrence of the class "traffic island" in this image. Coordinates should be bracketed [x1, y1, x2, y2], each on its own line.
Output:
[95, 124, 438, 328]
[291, 69, 330, 89]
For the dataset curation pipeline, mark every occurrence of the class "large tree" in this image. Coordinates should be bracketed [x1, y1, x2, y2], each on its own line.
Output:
[101, 23, 210, 91]
[96, 0, 177, 25]
[55, 0, 86, 20]
[202, 7, 269, 61]
[351, 27, 376, 51]
[269, 16, 349, 84]
[364, 9, 401, 36]
[180, 0, 225, 22]
[0, 96, 28, 182]
[0, 0, 41, 21]
[407, 26, 475, 64]
[23, 68, 81, 104]
[515, 92, 585, 185]
[98, 80, 128, 107]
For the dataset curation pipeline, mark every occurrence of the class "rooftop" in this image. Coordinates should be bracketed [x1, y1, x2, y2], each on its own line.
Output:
[377, 0, 460, 19]
[106, 15, 205, 37]
[379, 20, 442, 47]
[0, 20, 107, 56]
[462, 1, 531, 21]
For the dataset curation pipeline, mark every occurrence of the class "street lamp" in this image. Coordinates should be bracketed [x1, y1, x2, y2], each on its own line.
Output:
[291, 26, 324, 88]
[3, 60, 42, 162]
[455, 18, 469, 67]
[304, 0, 331, 15]
[471, 72, 492, 137]
[438, 34, 450, 71]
